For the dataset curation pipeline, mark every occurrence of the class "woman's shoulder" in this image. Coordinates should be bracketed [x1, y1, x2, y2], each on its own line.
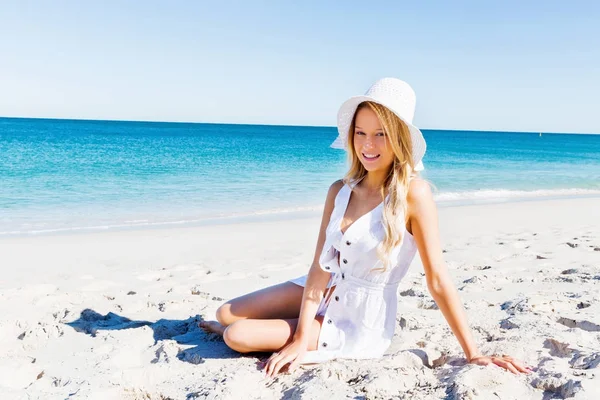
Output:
[407, 177, 434, 207]
[322, 179, 346, 213]
[327, 179, 346, 197]
[407, 177, 436, 217]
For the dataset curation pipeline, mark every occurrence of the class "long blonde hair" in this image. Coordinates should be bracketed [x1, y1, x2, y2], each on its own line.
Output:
[343, 101, 419, 271]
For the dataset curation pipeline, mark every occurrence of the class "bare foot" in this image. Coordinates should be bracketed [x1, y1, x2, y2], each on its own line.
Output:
[199, 320, 225, 336]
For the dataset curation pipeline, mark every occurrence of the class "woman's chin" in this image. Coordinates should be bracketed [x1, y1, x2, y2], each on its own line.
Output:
[360, 162, 382, 172]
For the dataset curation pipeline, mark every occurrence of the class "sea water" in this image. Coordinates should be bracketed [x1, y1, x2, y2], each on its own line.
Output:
[1, 118, 599, 236]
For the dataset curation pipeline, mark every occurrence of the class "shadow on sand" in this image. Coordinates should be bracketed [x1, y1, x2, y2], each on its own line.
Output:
[65, 309, 239, 364]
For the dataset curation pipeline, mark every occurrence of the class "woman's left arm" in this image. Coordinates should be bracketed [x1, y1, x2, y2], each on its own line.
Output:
[407, 179, 531, 374]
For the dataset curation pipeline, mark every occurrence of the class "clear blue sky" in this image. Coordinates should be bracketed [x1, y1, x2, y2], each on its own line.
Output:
[1, 1, 599, 133]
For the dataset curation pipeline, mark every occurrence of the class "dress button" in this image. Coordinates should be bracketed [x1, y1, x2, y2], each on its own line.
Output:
[322, 342, 328, 348]
[335, 296, 339, 301]
[346, 241, 351, 246]
[325, 266, 330, 270]
[343, 259, 348, 264]
[342, 273, 345, 279]
[327, 319, 332, 324]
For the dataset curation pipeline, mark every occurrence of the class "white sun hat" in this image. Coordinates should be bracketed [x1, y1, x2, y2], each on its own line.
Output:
[331, 77, 426, 171]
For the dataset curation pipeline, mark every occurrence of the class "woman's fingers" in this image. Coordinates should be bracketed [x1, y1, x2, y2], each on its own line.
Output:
[470, 354, 533, 375]
[268, 354, 293, 377]
[498, 355, 532, 374]
[265, 351, 297, 377]
[271, 354, 296, 376]
[264, 340, 308, 377]
[288, 356, 303, 373]
[266, 354, 283, 377]
[494, 358, 519, 374]
[265, 353, 283, 376]
[266, 352, 277, 364]
[509, 358, 532, 373]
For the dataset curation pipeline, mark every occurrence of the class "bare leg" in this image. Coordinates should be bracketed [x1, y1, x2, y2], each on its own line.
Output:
[200, 282, 305, 334]
[223, 316, 324, 353]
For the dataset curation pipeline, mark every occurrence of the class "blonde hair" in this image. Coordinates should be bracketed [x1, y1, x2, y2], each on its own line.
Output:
[343, 101, 419, 271]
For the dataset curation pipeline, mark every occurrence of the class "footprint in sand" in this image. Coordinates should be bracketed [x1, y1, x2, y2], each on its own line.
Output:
[561, 268, 578, 275]
[556, 317, 600, 332]
[17, 321, 65, 345]
[543, 338, 573, 357]
[576, 302, 591, 310]
[52, 308, 71, 322]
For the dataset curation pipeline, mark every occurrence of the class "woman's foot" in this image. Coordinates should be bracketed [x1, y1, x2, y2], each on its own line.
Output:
[199, 320, 226, 336]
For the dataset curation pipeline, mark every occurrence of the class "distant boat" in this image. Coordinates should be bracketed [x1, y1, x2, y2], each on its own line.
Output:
[539, 132, 542, 137]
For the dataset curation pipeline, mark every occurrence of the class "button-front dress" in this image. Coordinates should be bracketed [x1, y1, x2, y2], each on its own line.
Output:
[288, 180, 419, 364]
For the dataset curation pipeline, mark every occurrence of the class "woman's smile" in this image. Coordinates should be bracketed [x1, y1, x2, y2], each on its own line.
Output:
[361, 152, 380, 162]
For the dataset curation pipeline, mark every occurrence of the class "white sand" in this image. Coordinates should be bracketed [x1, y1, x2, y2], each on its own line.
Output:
[1, 197, 599, 399]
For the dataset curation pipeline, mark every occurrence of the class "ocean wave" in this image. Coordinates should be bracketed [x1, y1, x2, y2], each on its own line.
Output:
[434, 188, 600, 202]
[2, 189, 600, 237]
[0, 205, 324, 237]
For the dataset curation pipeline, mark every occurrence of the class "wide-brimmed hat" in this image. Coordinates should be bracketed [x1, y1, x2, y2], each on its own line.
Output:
[331, 77, 426, 171]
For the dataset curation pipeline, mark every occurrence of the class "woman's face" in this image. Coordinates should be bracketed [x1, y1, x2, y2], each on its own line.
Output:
[353, 106, 395, 173]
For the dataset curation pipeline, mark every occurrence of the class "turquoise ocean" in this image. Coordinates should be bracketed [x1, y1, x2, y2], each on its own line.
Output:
[1, 117, 599, 237]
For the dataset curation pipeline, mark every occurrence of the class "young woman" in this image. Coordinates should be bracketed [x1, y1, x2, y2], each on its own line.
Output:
[200, 78, 531, 377]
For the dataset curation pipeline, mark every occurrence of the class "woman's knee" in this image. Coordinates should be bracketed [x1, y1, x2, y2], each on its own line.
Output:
[222, 322, 250, 353]
[215, 302, 235, 326]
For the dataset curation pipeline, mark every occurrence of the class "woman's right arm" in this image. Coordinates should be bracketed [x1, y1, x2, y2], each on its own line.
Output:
[264, 180, 344, 377]
[293, 179, 344, 342]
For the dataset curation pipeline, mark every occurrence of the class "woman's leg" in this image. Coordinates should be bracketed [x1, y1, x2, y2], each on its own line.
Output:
[217, 281, 306, 325]
[223, 316, 324, 353]
[200, 281, 305, 334]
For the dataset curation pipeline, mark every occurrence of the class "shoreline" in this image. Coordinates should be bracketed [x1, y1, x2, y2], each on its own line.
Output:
[3, 192, 600, 240]
[2, 195, 599, 290]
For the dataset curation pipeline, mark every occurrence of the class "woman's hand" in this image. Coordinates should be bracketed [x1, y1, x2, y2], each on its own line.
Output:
[469, 354, 532, 374]
[264, 339, 308, 377]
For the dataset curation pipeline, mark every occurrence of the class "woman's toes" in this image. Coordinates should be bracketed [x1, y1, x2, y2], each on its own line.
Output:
[200, 320, 226, 335]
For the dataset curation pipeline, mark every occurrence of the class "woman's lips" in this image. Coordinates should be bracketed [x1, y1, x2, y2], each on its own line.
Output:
[362, 153, 380, 161]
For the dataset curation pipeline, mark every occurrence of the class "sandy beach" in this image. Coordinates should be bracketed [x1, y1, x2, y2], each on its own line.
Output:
[1, 196, 599, 399]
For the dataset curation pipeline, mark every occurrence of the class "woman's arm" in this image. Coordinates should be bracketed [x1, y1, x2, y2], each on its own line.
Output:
[407, 179, 530, 374]
[265, 180, 344, 376]
[294, 180, 344, 341]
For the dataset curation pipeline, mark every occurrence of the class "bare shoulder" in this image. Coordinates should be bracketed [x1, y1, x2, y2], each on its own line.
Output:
[408, 177, 433, 202]
[327, 179, 345, 198]
[322, 179, 345, 212]
[407, 177, 435, 216]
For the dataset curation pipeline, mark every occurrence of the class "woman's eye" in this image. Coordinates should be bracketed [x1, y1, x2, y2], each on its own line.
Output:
[355, 131, 365, 135]
[376, 132, 385, 137]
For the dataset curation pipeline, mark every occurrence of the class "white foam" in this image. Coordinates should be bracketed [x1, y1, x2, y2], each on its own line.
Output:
[0, 205, 324, 237]
[3, 189, 600, 237]
[435, 188, 600, 202]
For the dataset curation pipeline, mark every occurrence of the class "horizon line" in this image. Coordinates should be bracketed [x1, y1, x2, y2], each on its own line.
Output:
[1, 115, 598, 136]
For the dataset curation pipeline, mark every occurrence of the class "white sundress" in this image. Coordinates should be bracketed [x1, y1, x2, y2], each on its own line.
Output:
[288, 180, 419, 364]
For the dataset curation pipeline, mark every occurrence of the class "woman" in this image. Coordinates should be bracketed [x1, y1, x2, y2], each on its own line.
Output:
[201, 78, 532, 377]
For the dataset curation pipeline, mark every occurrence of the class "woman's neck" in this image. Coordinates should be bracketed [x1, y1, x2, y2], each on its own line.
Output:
[361, 170, 388, 194]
